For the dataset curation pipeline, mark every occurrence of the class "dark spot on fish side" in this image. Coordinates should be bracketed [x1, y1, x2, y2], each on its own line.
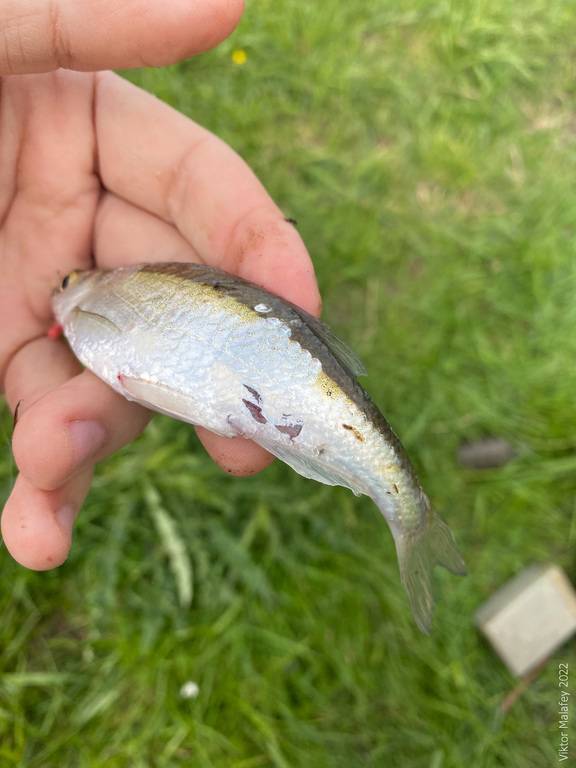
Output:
[243, 385, 262, 403]
[242, 399, 267, 424]
[317, 446, 326, 456]
[275, 423, 303, 440]
[285, 217, 298, 226]
[392, 483, 399, 494]
[342, 424, 364, 442]
[137, 263, 398, 452]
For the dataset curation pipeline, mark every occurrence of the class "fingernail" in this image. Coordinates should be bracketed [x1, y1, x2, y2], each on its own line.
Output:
[68, 420, 107, 464]
[56, 504, 77, 533]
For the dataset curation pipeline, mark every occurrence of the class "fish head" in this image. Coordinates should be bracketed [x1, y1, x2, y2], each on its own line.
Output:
[52, 269, 103, 324]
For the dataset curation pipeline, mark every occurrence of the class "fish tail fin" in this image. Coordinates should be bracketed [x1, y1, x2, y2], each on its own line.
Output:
[394, 512, 466, 634]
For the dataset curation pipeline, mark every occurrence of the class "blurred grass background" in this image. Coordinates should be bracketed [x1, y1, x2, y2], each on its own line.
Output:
[2, 0, 576, 764]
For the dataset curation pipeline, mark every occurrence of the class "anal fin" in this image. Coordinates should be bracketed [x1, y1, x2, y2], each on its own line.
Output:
[117, 375, 235, 437]
[263, 440, 358, 494]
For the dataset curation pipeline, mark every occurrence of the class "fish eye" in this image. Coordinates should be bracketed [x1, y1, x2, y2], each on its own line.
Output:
[60, 271, 79, 291]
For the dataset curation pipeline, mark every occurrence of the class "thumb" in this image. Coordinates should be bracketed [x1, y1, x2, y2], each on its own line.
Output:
[0, 0, 243, 75]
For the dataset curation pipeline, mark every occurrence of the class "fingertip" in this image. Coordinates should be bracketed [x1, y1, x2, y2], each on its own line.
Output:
[129, 0, 245, 65]
[204, 0, 245, 51]
[225, 211, 322, 317]
[1, 477, 74, 570]
[196, 427, 275, 476]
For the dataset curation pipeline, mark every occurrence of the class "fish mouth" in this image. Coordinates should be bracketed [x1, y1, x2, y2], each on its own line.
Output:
[51, 269, 101, 324]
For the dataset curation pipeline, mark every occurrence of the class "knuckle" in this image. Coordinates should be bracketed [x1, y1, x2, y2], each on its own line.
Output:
[1, 25, 24, 74]
[0, 2, 73, 74]
[48, 0, 74, 69]
[167, 137, 213, 222]
[215, 0, 245, 33]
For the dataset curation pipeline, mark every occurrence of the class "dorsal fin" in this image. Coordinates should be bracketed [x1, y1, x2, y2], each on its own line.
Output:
[292, 308, 367, 377]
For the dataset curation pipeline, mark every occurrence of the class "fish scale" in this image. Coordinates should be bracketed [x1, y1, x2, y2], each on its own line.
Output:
[53, 262, 466, 632]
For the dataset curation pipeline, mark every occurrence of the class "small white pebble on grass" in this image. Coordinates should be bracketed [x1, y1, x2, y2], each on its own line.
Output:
[180, 681, 200, 699]
[254, 303, 271, 313]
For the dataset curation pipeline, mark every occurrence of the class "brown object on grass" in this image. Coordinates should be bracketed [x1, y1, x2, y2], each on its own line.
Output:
[457, 437, 516, 469]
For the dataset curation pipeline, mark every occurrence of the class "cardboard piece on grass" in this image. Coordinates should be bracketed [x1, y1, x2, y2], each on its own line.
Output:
[475, 564, 576, 677]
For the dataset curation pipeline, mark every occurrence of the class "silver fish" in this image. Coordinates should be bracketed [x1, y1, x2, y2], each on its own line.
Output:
[52, 263, 465, 631]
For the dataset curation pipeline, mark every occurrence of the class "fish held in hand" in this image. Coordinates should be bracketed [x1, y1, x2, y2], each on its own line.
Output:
[52, 263, 466, 632]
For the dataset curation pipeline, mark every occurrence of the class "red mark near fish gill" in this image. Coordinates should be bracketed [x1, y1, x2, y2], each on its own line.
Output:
[47, 323, 63, 339]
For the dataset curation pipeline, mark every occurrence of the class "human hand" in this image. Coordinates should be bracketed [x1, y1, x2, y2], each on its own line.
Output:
[0, 0, 321, 570]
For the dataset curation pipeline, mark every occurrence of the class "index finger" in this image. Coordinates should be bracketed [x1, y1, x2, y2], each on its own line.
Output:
[0, 0, 243, 75]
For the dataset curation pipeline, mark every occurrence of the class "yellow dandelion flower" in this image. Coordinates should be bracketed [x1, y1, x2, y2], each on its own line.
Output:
[231, 49, 248, 66]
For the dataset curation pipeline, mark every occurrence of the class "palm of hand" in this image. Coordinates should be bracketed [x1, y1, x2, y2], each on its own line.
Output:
[0, 70, 319, 569]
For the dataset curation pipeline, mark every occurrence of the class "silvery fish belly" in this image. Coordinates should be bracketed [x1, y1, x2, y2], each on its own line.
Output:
[52, 263, 466, 632]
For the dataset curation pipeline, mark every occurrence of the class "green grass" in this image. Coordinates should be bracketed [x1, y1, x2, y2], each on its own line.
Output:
[3, 0, 576, 764]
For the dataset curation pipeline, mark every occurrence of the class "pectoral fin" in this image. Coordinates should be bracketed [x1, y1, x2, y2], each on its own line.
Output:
[72, 307, 121, 334]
